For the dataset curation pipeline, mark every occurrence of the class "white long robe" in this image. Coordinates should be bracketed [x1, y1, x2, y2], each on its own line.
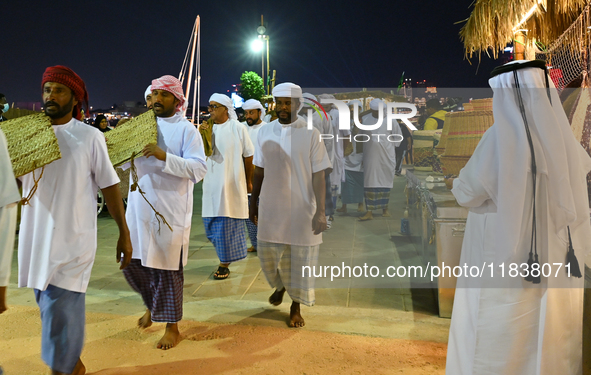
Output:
[18, 119, 119, 293]
[0, 129, 20, 287]
[361, 113, 401, 188]
[126, 113, 207, 271]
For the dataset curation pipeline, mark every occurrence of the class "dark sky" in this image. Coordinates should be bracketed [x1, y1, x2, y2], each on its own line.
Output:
[3, 0, 501, 110]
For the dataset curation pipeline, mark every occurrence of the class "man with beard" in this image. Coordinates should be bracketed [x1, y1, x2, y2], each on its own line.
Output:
[202, 93, 254, 279]
[123, 75, 207, 350]
[249, 82, 331, 327]
[18, 65, 132, 375]
[144, 85, 153, 110]
[242, 99, 267, 253]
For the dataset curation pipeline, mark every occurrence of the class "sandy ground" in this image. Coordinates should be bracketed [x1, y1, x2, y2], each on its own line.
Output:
[0, 305, 446, 375]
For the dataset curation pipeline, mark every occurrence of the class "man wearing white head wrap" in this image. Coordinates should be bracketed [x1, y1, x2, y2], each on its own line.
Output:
[202, 93, 255, 279]
[337, 100, 365, 213]
[319, 93, 350, 222]
[446, 60, 591, 375]
[300, 93, 335, 227]
[250, 82, 331, 327]
[144, 85, 153, 110]
[241, 99, 267, 253]
[358, 98, 402, 221]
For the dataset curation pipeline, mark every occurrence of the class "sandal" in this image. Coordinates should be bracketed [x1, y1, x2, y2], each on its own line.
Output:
[247, 246, 257, 252]
[213, 266, 230, 280]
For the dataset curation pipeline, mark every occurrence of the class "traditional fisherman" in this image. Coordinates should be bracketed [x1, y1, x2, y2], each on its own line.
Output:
[144, 85, 153, 110]
[18, 65, 132, 375]
[242, 98, 267, 253]
[122, 75, 207, 350]
[249, 82, 331, 327]
[337, 100, 365, 213]
[358, 98, 402, 221]
[0, 128, 19, 314]
[202, 93, 254, 279]
[446, 60, 591, 375]
[301, 92, 334, 228]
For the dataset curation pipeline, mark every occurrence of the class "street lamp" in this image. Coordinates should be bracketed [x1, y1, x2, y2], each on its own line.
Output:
[256, 15, 270, 95]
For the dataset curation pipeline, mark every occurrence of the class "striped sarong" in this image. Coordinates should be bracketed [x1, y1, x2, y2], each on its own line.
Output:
[203, 217, 247, 263]
[257, 240, 320, 306]
[341, 170, 364, 204]
[246, 195, 258, 250]
[364, 188, 391, 211]
[35, 285, 85, 374]
[122, 258, 184, 323]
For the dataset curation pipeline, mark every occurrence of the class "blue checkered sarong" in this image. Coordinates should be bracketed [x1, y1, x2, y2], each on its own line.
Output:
[122, 259, 184, 323]
[35, 285, 85, 374]
[203, 217, 248, 263]
[246, 195, 258, 250]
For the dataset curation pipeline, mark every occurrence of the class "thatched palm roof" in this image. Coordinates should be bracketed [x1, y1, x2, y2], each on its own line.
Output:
[461, 0, 587, 58]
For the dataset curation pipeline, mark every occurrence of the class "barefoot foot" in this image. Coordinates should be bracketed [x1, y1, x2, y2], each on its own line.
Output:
[382, 208, 391, 217]
[357, 203, 365, 212]
[289, 302, 305, 328]
[336, 205, 347, 213]
[138, 309, 152, 329]
[269, 288, 286, 306]
[157, 323, 180, 350]
[51, 358, 85, 375]
[358, 211, 373, 221]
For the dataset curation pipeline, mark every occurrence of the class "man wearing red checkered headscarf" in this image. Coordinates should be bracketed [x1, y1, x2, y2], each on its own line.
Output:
[18, 66, 133, 375]
[123, 74, 207, 350]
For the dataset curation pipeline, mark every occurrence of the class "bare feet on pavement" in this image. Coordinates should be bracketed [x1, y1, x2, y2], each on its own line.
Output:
[289, 302, 305, 328]
[138, 309, 152, 329]
[52, 358, 85, 375]
[157, 323, 180, 350]
[358, 211, 373, 221]
[382, 208, 391, 217]
[269, 288, 286, 306]
[357, 203, 365, 212]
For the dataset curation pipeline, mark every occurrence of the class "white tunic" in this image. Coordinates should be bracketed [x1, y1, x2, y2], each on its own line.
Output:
[254, 117, 332, 246]
[447, 147, 587, 375]
[202, 119, 254, 218]
[18, 119, 119, 293]
[344, 118, 363, 172]
[328, 108, 350, 186]
[0, 129, 20, 286]
[243, 121, 267, 149]
[361, 113, 401, 188]
[126, 113, 207, 270]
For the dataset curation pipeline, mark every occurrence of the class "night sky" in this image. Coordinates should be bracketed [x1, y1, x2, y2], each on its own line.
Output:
[3, 0, 501, 110]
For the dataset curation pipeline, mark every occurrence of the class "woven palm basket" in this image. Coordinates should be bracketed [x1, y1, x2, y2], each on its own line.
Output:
[434, 112, 457, 155]
[0, 113, 61, 177]
[440, 110, 494, 176]
[471, 98, 493, 111]
[106, 110, 158, 167]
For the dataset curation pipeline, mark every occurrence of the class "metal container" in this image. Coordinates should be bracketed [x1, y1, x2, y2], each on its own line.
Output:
[434, 202, 468, 318]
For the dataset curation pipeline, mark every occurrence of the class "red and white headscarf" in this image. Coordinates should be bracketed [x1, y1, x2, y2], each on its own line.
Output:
[151, 75, 187, 115]
[41, 65, 89, 121]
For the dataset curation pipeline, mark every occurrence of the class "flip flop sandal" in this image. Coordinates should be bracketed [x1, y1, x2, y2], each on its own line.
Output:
[213, 266, 230, 280]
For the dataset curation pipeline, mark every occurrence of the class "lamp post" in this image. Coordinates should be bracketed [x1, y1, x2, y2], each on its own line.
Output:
[256, 15, 270, 95]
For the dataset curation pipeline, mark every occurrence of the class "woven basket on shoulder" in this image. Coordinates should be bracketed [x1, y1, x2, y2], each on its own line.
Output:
[106, 110, 158, 167]
[0, 113, 61, 177]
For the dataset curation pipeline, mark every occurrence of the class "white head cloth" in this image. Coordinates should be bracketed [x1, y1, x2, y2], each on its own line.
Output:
[454, 60, 591, 263]
[302, 92, 318, 103]
[369, 98, 383, 111]
[273, 82, 304, 112]
[209, 93, 237, 120]
[348, 99, 362, 108]
[144, 85, 152, 101]
[242, 99, 266, 121]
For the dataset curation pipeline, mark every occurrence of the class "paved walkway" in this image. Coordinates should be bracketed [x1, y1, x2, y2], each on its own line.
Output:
[6, 171, 450, 343]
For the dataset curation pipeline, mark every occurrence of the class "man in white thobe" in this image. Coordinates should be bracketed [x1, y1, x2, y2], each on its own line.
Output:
[123, 75, 207, 350]
[337, 100, 365, 213]
[446, 60, 591, 375]
[358, 98, 402, 221]
[242, 99, 267, 253]
[250, 82, 331, 328]
[18, 65, 132, 375]
[202, 93, 254, 279]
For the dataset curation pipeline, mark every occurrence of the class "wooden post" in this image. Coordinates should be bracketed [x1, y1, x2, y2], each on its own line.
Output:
[514, 30, 527, 60]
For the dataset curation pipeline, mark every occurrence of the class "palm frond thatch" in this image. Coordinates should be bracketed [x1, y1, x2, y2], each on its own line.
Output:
[461, 0, 586, 58]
